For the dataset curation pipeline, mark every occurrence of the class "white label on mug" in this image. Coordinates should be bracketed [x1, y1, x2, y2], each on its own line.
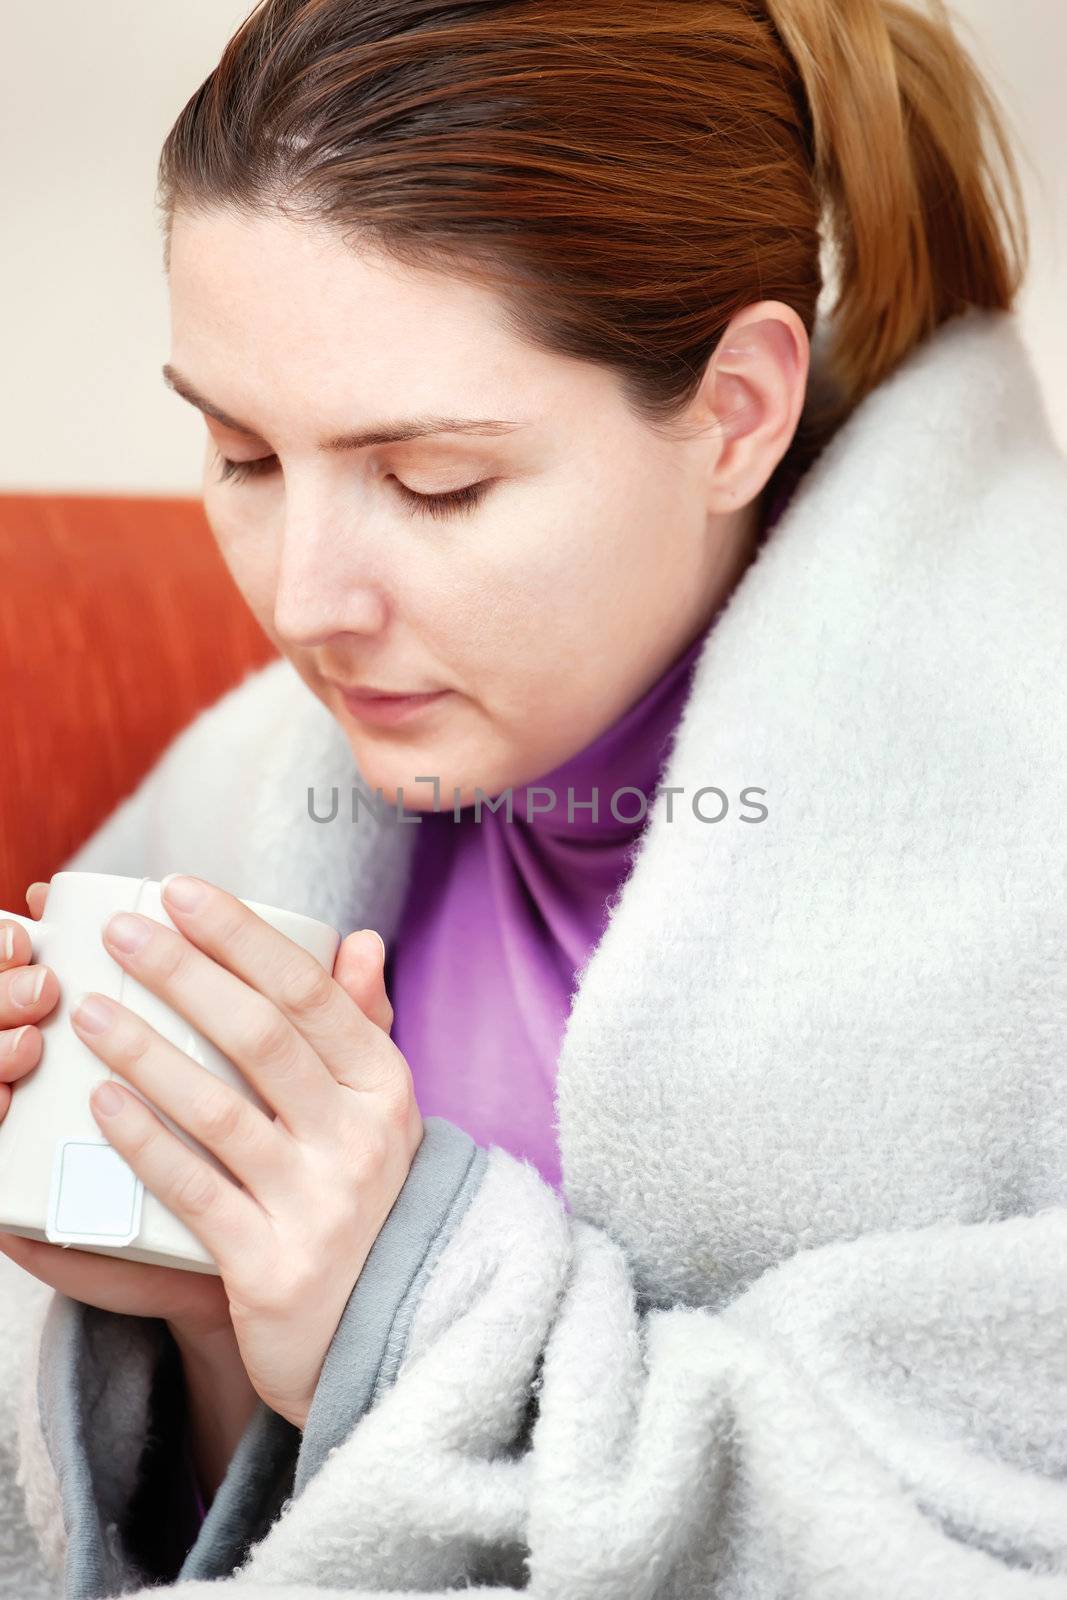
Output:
[46, 1140, 145, 1247]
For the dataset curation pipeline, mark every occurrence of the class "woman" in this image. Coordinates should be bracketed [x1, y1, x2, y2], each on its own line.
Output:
[1, 0, 1065, 1595]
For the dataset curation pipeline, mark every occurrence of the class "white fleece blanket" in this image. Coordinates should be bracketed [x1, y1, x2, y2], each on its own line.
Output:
[3, 303, 1067, 1598]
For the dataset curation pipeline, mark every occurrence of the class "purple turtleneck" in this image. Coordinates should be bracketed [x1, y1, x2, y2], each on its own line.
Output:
[383, 470, 800, 1194]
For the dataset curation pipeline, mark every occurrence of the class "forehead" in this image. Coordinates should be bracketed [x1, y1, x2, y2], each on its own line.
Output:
[167, 208, 523, 407]
[164, 207, 634, 452]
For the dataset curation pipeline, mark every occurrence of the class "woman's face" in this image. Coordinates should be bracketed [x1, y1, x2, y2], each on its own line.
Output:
[166, 207, 804, 808]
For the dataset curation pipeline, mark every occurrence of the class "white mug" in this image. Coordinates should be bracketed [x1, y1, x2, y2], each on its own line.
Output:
[0, 871, 341, 1274]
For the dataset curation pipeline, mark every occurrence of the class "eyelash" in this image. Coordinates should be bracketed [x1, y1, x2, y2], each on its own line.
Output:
[214, 452, 491, 520]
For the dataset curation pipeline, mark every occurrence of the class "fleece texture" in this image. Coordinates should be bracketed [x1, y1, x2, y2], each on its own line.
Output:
[1, 303, 1066, 1599]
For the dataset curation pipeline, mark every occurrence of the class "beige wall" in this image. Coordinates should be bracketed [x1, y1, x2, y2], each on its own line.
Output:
[1, 0, 1063, 494]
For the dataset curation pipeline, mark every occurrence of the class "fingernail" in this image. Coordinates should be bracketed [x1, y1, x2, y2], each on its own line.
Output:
[105, 912, 153, 953]
[364, 929, 386, 964]
[10, 968, 45, 1007]
[71, 992, 117, 1033]
[2, 927, 13, 963]
[161, 873, 206, 911]
[92, 1081, 124, 1116]
[1, 1026, 28, 1054]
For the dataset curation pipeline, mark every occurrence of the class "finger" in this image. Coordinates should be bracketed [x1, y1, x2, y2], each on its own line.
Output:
[83, 1062, 270, 1278]
[0, 962, 58, 1028]
[153, 875, 392, 1106]
[333, 930, 394, 1035]
[69, 991, 298, 1213]
[2, 882, 50, 969]
[25, 882, 50, 920]
[0, 1229, 231, 1330]
[0, 919, 34, 972]
[0, 1022, 42, 1083]
[99, 895, 342, 1141]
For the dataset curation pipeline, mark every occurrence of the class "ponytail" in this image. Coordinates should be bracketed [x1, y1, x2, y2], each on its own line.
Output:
[767, 0, 1030, 439]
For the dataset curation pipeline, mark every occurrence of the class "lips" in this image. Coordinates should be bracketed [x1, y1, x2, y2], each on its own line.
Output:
[334, 684, 450, 727]
[346, 688, 442, 704]
[327, 679, 441, 699]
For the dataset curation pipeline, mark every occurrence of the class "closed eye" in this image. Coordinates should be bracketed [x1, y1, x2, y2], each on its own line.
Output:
[215, 453, 277, 486]
[213, 452, 491, 521]
[389, 476, 492, 520]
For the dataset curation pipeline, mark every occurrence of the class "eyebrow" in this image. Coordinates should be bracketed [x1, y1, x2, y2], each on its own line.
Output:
[161, 364, 526, 450]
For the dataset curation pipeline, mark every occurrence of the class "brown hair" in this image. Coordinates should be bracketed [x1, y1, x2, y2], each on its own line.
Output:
[157, 0, 1030, 503]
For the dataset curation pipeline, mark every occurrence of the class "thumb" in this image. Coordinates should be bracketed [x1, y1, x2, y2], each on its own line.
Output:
[25, 881, 50, 920]
[333, 929, 394, 1035]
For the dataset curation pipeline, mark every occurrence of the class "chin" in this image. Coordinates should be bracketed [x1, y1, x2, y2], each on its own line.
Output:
[341, 741, 446, 814]
[349, 750, 528, 817]
[338, 707, 519, 813]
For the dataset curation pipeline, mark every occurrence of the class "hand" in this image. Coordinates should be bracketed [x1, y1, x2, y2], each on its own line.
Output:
[0, 883, 60, 1124]
[0, 875, 421, 1431]
[0, 882, 251, 1403]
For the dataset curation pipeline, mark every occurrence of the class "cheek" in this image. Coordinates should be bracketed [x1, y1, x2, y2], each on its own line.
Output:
[432, 506, 625, 745]
[446, 496, 611, 653]
[467, 481, 691, 755]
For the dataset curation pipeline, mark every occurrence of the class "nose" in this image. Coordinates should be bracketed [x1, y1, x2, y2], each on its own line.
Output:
[271, 506, 389, 649]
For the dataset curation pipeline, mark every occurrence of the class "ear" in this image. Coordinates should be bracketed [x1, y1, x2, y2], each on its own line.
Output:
[699, 303, 810, 512]
[332, 929, 394, 1035]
